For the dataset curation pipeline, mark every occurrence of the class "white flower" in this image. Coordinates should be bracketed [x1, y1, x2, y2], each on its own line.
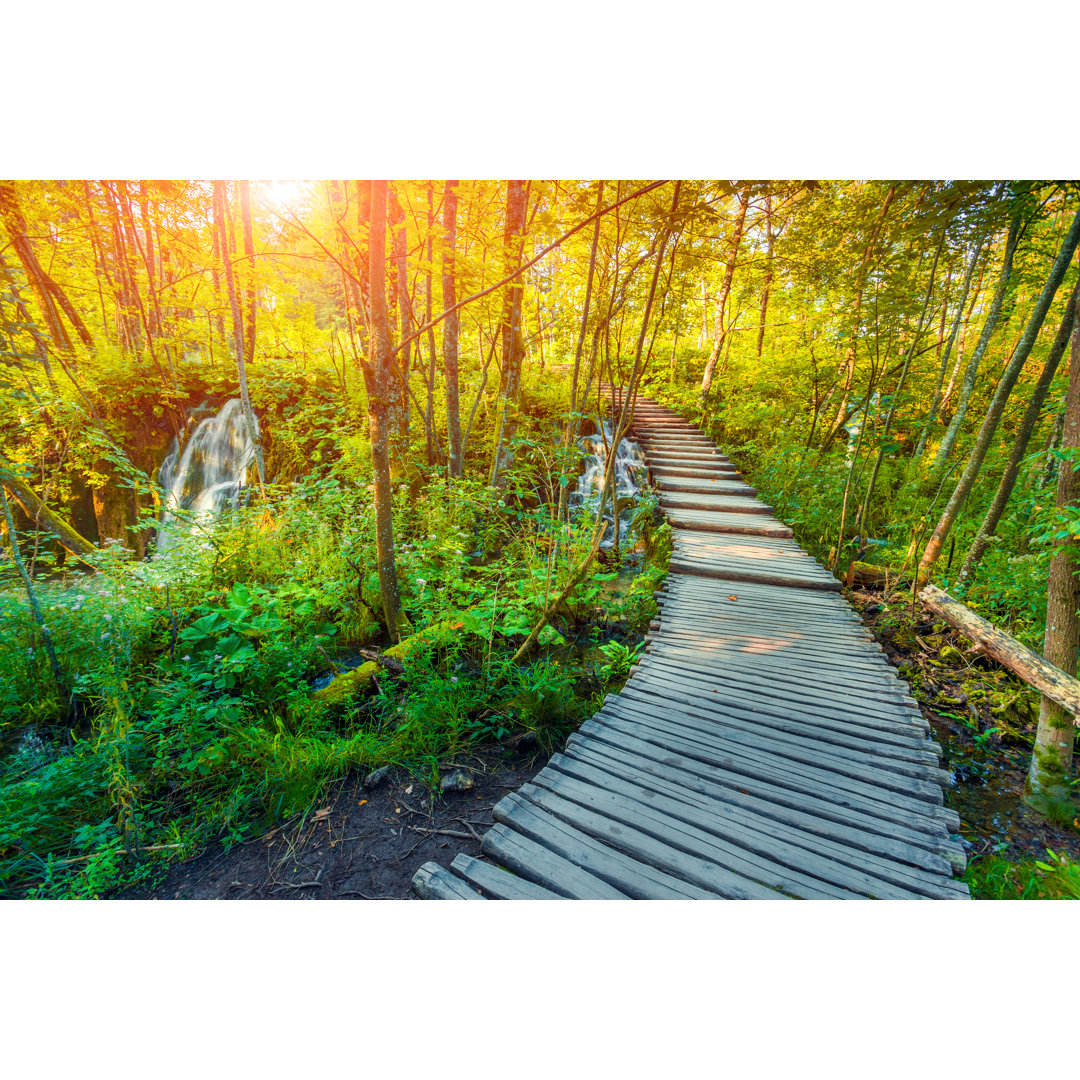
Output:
[182, 655, 191, 661]
[417, 578, 427, 587]
[104, 614, 112, 622]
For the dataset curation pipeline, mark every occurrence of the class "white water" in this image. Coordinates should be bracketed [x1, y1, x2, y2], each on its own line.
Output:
[570, 420, 647, 548]
[156, 399, 257, 551]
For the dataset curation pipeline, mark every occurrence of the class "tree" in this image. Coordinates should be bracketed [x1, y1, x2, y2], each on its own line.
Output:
[442, 180, 462, 478]
[1028, 287, 1080, 794]
[919, 206, 1080, 575]
[363, 180, 406, 641]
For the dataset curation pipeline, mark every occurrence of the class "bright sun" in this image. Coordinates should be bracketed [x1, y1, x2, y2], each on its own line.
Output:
[258, 180, 312, 216]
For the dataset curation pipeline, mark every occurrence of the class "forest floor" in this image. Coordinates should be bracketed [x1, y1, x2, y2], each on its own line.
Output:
[120, 747, 549, 900]
[849, 584, 1080, 871]
[120, 581, 1080, 901]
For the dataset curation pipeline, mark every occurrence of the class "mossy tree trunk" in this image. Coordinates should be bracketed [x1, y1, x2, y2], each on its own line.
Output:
[364, 180, 406, 642]
[1029, 289, 1080, 793]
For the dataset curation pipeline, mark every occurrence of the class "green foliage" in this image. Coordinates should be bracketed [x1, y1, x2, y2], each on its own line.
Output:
[965, 849, 1080, 900]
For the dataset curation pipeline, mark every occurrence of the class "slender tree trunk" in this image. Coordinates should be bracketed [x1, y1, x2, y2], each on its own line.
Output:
[240, 180, 257, 367]
[915, 238, 985, 457]
[442, 180, 462, 478]
[857, 229, 946, 539]
[391, 189, 414, 445]
[424, 183, 437, 467]
[490, 180, 527, 487]
[932, 198, 1023, 473]
[821, 183, 899, 450]
[920, 208, 1080, 574]
[700, 186, 750, 405]
[1028, 289, 1080, 793]
[214, 181, 266, 486]
[0, 181, 78, 360]
[363, 180, 406, 641]
[958, 280, 1079, 581]
[756, 194, 774, 359]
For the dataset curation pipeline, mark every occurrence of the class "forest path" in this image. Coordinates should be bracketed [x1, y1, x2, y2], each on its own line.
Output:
[411, 394, 968, 899]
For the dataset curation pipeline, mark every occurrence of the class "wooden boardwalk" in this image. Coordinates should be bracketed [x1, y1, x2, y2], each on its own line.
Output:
[411, 394, 968, 900]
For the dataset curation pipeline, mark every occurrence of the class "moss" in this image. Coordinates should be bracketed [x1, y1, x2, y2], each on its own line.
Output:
[311, 616, 467, 705]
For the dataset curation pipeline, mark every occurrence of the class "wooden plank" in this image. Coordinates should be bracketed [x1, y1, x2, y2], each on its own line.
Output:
[544, 752, 958, 899]
[659, 494, 772, 514]
[620, 670, 938, 761]
[449, 853, 564, 900]
[667, 557, 842, 591]
[526, 771, 860, 899]
[492, 793, 718, 899]
[664, 510, 793, 537]
[569, 722, 960, 857]
[564, 734, 967, 878]
[514, 783, 793, 899]
[478, 825, 628, 899]
[411, 861, 485, 899]
[581, 713, 956, 836]
[631, 651, 930, 733]
[602, 694, 950, 802]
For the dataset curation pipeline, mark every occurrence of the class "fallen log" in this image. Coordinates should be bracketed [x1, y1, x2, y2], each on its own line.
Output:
[918, 583, 1080, 723]
[1, 469, 98, 565]
[312, 615, 465, 705]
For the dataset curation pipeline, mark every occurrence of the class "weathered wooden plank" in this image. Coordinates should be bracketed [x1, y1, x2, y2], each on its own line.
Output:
[564, 734, 967, 878]
[630, 653, 930, 733]
[570, 722, 960, 858]
[582, 712, 956, 835]
[619, 672, 938, 762]
[544, 752, 959, 899]
[526, 771, 860, 899]
[411, 861, 486, 900]
[602, 694, 950, 802]
[492, 793, 718, 899]
[449, 853, 564, 900]
[514, 783, 793, 899]
[478, 825, 628, 899]
[664, 510, 793, 537]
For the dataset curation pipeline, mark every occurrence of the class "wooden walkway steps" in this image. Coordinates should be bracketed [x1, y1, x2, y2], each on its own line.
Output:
[411, 393, 968, 900]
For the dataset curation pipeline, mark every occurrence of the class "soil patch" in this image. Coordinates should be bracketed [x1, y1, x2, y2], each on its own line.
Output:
[119, 748, 547, 900]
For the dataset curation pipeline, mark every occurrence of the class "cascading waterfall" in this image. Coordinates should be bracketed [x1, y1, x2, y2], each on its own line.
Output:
[570, 420, 647, 548]
[156, 398, 258, 551]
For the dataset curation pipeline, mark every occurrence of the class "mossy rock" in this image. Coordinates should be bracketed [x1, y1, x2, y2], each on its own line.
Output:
[939, 645, 965, 664]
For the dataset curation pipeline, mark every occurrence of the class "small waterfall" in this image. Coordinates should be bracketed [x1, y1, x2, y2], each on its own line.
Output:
[156, 399, 258, 551]
[570, 420, 647, 548]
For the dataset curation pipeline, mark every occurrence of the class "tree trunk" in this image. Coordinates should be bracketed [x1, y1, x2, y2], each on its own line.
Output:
[1028, 290, 1080, 792]
[364, 180, 406, 642]
[756, 194, 774, 359]
[958, 279, 1079, 581]
[820, 183, 899, 450]
[490, 180, 528, 488]
[214, 181, 266, 486]
[914, 236, 985, 458]
[920, 207, 1080, 575]
[240, 180, 257, 367]
[424, 183, 437, 467]
[442, 180, 462, 478]
[700, 186, 750, 405]
[390, 188, 414, 447]
[931, 196, 1023, 474]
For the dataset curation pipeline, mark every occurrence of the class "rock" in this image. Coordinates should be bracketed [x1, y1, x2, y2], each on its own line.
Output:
[364, 765, 392, 788]
[439, 769, 476, 793]
[939, 645, 965, 664]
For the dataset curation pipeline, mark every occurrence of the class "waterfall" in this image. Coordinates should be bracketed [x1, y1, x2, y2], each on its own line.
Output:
[156, 399, 258, 551]
[570, 420, 647, 548]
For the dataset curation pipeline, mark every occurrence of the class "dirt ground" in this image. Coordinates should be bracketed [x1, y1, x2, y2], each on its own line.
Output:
[121, 748, 547, 900]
